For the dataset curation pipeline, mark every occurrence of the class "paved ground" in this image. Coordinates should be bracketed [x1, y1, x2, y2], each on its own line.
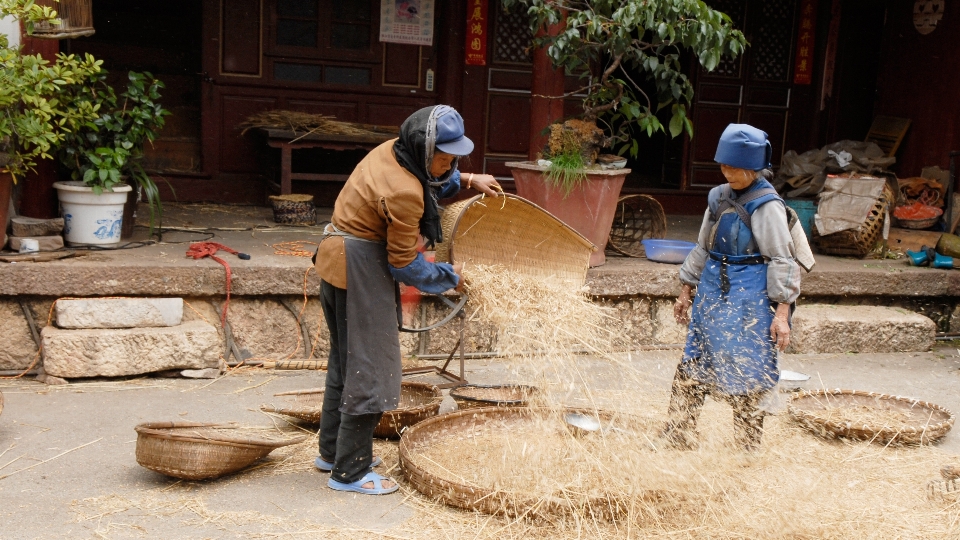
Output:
[0, 343, 958, 539]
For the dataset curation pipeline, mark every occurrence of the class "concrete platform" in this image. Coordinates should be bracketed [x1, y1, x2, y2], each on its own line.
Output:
[0, 203, 955, 299]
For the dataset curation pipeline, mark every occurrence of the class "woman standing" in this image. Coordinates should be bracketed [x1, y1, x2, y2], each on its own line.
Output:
[313, 105, 501, 494]
[664, 123, 801, 452]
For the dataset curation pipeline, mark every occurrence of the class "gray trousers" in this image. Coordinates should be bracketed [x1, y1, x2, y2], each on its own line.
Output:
[319, 280, 382, 484]
[663, 365, 765, 451]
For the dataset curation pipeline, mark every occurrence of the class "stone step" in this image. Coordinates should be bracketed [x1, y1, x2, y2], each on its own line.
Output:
[788, 304, 935, 354]
[41, 320, 220, 378]
[56, 297, 183, 329]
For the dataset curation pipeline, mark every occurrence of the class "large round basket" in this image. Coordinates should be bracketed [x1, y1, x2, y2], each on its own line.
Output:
[787, 389, 955, 445]
[811, 185, 894, 258]
[134, 422, 306, 480]
[606, 194, 667, 258]
[449, 384, 538, 411]
[259, 382, 442, 439]
[434, 194, 595, 287]
[400, 406, 636, 520]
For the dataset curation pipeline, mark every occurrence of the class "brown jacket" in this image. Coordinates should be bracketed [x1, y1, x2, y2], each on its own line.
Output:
[315, 140, 424, 288]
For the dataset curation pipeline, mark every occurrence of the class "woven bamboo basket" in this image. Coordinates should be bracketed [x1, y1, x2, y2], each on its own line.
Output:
[399, 406, 640, 520]
[606, 194, 667, 257]
[134, 422, 306, 480]
[32, 0, 95, 39]
[260, 388, 325, 423]
[374, 381, 443, 439]
[449, 384, 539, 411]
[259, 382, 442, 438]
[787, 389, 955, 445]
[268, 194, 316, 225]
[434, 194, 595, 287]
[812, 185, 894, 258]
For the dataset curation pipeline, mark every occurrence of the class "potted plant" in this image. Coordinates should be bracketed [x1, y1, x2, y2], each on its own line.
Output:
[0, 0, 102, 246]
[502, 0, 747, 266]
[55, 69, 169, 245]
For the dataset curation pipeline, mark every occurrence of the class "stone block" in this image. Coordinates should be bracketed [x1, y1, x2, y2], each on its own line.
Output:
[10, 217, 64, 237]
[227, 298, 301, 359]
[787, 304, 935, 354]
[41, 321, 220, 378]
[0, 300, 39, 370]
[653, 298, 688, 345]
[8, 235, 64, 252]
[56, 297, 183, 329]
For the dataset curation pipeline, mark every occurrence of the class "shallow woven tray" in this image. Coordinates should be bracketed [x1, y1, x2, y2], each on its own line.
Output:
[434, 194, 595, 287]
[399, 407, 637, 519]
[787, 389, 955, 445]
[449, 384, 538, 411]
[259, 382, 443, 439]
[135, 422, 306, 480]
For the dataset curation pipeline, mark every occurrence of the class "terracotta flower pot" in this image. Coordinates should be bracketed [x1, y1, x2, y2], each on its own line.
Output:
[507, 161, 629, 266]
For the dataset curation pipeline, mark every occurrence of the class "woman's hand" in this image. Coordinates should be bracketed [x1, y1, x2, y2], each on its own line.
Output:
[674, 284, 694, 325]
[463, 173, 502, 197]
[770, 303, 791, 351]
[452, 263, 464, 291]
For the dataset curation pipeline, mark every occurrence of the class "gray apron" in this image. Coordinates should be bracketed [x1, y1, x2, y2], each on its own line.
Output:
[339, 236, 403, 415]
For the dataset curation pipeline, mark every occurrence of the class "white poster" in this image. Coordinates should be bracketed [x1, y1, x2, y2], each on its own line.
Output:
[379, 0, 435, 46]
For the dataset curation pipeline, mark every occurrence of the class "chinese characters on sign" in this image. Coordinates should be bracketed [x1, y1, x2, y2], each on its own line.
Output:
[464, 0, 488, 66]
[379, 0, 435, 46]
[792, 0, 817, 85]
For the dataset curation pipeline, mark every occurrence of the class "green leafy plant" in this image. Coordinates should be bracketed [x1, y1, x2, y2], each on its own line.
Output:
[501, 0, 748, 157]
[57, 70, 170, 230]
[0, 0, 103, 181]
[544, 123, 589, 195]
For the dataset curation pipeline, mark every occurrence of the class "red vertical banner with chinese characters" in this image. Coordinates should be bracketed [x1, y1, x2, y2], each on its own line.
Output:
[793, 0, 817, 84]
[464, 0, 488, 66]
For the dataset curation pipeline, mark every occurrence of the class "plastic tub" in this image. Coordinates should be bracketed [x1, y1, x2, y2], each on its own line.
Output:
[784, 198, 817, 243]
[641, 239, 696, 264]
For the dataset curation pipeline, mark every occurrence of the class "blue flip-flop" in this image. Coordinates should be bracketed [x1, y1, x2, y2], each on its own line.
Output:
[314, 456, 382, 472]
[328, 471, 399, 495]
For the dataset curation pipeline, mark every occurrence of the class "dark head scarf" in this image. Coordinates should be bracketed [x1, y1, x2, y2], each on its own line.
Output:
[393, 105, 459, 248]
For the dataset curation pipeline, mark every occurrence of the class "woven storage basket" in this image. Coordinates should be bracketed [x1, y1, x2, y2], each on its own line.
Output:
[787, 389, 955, 445]
[449, 384, 538, 411]
[134, 422, 306, 480]
[812, 185, 894, 258]
[259, 382, 442, 438]
[268, 194, 316, 225]
[606, 194, 667, 257]
[434, 194, 595, 287]
[399, 406, 637, 520]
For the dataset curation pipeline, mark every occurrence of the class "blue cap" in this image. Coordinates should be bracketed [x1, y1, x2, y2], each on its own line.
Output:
[434, 109, 474, 156]
[714, 123, 772, 170]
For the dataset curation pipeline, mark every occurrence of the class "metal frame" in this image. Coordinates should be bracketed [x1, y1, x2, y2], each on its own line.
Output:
[400, 292, 469, 389]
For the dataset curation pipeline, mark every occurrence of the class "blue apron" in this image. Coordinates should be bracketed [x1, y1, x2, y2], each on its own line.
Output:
[681, 180, 782, 395]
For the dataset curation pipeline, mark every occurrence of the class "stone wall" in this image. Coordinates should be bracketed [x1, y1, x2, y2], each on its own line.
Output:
[0, 293, 954, 373]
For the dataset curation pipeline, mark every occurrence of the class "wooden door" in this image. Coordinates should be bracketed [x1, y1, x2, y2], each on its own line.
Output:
[687, 0, 798, 188]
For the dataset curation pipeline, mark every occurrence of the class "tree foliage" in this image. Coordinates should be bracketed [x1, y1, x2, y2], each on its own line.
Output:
[0, 0, 103, 180]
[501, 0, 747, 156]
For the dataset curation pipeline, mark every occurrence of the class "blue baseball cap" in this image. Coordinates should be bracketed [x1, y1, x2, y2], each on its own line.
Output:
[434, 109, 474, 156]
[714, 123, 772, 170]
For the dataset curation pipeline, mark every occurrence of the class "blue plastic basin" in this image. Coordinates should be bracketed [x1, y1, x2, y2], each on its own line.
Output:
[641, 239, 696, 264]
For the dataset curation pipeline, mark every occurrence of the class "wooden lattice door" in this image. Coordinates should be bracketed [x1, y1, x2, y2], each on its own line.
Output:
[687, 0, 798, 188]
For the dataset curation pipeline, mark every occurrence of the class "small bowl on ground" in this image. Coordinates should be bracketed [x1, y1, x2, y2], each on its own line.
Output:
[641, 239, 696, 264]
[449, 384, 539, 410]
